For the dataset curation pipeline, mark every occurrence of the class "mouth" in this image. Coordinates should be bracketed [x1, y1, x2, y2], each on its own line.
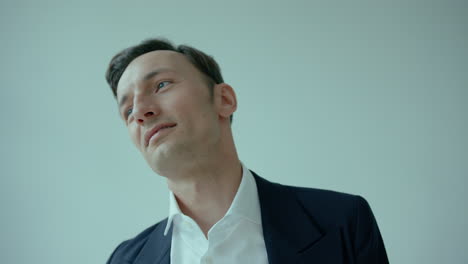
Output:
[145, 123, 177, 147]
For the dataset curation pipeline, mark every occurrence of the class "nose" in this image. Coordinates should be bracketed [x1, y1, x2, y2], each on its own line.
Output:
[132, 99, 160, 125]
[136, 111, 155, 125]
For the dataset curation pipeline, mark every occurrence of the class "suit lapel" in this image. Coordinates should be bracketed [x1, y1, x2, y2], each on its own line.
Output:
[252, 171, 325, 264]
[133, 171, 324, 264]
[134, 219, 172, 264]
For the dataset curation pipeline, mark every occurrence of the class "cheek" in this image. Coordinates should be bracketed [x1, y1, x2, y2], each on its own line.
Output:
[128, 125, 141, 148]
[168, 86, 216, 129]
[168, 94, 197, 119]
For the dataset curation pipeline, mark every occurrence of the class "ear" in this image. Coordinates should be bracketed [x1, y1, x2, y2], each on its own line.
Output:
[214, 83, 237, 120]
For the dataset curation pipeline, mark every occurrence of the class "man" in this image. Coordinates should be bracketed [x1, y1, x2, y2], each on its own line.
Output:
[105, 38, 389, 264]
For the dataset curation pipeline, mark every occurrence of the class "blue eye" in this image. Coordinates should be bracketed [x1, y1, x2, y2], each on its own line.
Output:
[126, 108, 133, 118]
[157, 81, 170, 90]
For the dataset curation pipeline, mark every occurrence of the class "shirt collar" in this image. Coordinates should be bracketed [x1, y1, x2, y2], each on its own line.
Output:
[164, 162, 262, 236]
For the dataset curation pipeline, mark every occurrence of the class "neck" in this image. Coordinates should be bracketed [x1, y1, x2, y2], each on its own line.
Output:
[166, 149, 242, 237]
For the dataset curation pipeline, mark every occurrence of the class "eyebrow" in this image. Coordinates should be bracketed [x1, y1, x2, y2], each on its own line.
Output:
[117, 68, 174, 111]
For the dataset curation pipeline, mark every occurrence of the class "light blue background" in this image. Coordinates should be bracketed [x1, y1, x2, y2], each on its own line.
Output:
[1, 0, 467, 263]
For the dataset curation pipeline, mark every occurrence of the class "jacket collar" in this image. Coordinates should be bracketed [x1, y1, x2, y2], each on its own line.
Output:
[134, 219, 172, 264]
[252, 171, 324, 264]
[134, 171, 324, 264]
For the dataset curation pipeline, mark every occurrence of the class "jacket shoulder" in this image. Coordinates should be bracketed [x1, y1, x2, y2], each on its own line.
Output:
[106, 218, 168, 264]
[286, 185, 367, 229]
[253, 171, 365, 229]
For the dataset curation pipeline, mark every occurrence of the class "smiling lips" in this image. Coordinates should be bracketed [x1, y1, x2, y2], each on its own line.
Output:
[144, 123, 177, 147]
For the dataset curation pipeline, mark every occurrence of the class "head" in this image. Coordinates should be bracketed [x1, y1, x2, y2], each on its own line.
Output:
[106, 38, 231, 121]
[105, 38, 237, 177]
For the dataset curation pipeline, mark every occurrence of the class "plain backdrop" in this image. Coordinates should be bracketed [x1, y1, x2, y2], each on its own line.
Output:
[1, 0, 467, 263]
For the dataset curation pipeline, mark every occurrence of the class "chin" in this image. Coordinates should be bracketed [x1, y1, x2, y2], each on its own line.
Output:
[146, 146, 175, 176]
[145, 139, 197, 176]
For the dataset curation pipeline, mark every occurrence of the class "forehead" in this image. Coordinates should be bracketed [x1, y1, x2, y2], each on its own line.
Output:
[116, 50, 195, 97]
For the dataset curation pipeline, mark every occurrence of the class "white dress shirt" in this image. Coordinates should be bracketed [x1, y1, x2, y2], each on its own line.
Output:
[164, 164, 269, 264]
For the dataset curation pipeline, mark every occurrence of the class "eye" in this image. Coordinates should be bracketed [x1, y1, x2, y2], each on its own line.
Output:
[125, 108, 133, 119]
[156, 81, 171, 91]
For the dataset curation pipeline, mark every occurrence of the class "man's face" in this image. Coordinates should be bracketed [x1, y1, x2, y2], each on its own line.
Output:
[116, 50, 221, 176]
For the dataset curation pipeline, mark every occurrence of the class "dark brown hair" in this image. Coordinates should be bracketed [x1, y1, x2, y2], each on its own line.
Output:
[105, 38, 232, 122]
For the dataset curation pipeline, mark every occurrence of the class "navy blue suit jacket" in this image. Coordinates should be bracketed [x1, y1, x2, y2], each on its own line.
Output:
[107, 171, 389, 263]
